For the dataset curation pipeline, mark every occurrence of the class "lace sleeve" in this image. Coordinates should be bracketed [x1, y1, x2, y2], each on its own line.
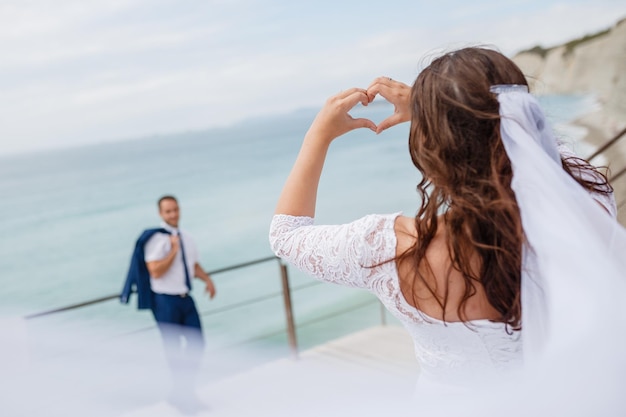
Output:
[269, 213, 399, 289]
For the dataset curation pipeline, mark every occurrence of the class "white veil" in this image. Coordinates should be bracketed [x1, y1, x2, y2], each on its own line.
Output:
[493, 85, 626, 411]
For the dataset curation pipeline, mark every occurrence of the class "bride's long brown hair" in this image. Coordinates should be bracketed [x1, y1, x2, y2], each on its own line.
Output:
[401, 47, 612, 329]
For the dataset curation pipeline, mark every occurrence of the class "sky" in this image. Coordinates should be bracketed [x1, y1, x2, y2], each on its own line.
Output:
[0, 0, 624, 156]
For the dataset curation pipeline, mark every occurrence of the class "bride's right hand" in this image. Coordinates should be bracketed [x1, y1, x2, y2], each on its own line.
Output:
[305, 88, 376, 145]
[275, 88, 376, 217]
[367, 77, 411, 134]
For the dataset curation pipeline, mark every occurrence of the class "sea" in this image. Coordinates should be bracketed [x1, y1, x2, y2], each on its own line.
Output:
[0, 94, 600, 415]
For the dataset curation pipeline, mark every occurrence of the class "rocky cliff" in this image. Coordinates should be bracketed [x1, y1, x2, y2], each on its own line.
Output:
[513, 18, 626, 222]
[513, 18, 626, 138]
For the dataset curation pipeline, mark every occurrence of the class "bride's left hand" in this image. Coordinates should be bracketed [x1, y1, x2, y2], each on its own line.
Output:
[305, 88, 376, 144]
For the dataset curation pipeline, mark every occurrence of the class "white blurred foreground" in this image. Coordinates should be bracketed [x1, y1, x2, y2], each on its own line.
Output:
[2, 319, 625, 417]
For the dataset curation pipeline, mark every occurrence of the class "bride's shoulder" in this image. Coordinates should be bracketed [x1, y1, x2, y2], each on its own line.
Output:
[393, 215, 417, 253]
[393, 215, 414, 231]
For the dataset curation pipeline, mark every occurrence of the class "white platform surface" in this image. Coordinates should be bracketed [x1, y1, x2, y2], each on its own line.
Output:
[120, 325, 419, 417]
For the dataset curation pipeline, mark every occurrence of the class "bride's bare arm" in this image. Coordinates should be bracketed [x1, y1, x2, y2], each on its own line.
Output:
[274, 88, 376, 217]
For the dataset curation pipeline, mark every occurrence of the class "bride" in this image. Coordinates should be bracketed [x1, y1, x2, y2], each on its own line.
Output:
[269, 47, 626, 414]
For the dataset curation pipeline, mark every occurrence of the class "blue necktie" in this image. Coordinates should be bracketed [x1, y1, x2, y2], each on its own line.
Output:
[177, 231, 192, 291]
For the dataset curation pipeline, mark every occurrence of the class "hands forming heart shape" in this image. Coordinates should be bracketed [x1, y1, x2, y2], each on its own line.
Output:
[306, 77, 412, 142]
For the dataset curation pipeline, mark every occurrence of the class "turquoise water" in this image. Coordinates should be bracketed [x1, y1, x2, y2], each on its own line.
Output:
[0, 95, 596, 350]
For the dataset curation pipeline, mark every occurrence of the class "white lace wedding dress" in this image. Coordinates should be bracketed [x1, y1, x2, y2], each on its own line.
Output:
[269, 212, 523, 394]
[268, 157, 617, 395]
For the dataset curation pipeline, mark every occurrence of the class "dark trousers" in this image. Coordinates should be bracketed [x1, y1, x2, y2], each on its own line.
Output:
[151, 293, 205, 398]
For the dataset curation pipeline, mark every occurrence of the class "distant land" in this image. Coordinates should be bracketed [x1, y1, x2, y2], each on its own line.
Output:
[513, 17, 626, 142]
[513, 16, 626, 223]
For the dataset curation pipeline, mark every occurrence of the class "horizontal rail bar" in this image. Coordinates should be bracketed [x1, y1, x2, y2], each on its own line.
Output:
[110, 281, 323, 339]
[203, 297, 381, 354]
[24, 294, 121, 319]
[587, 126, 626, 162]
[208, 255, 279, 275]
[199, 281, 320, 318]
[295, 298, 380, 329]
[24, 255, 281, 320]
[609, 165, 626, 183]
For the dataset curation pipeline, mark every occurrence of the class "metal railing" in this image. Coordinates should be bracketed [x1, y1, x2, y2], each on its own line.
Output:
[583, 126, 626, 213]
[24, 256, 280, 320]
[587, 126, 626, 183]
[24, 255, 385, 360]
[586, 126, 626, 163]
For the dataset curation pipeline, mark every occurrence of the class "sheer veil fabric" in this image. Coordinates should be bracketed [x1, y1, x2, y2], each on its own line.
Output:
[492, 85, 626, 412]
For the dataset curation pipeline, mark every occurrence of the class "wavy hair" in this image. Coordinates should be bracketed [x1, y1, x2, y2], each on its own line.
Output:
[401, 47, 612, 329]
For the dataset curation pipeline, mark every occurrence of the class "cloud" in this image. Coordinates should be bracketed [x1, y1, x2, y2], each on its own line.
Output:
[0, 0, 140, 41]
[0, 0, 623, 155]
[447, 1, 626, 54]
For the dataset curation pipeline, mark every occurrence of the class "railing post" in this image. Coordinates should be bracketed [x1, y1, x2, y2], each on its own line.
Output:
[380, 302, 387, 326]
[278, 261, 299, 359]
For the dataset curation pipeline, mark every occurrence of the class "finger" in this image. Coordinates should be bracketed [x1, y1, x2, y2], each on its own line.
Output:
[366, 76, 394, 99]
[366, 76, 393, 90]
[338, 89, 370, 111]
[335, 87, 368, 101]
[367, 83, 395, 102]
[350, 116, 377, 132]
[376, 113, 405, 134]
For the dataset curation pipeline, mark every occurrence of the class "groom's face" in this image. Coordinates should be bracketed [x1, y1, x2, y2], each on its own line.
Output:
[159, 199, 180, 228]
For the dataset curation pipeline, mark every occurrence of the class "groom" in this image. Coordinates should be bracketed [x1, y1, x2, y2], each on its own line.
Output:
[121, 195, 216, 413]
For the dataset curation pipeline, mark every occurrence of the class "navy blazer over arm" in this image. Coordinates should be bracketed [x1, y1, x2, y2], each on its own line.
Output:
[120, 228, 170, 310]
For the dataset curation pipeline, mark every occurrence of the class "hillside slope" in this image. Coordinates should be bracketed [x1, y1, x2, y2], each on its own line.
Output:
[513, 18, 626, 139]
[513, 18, 626, 223]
